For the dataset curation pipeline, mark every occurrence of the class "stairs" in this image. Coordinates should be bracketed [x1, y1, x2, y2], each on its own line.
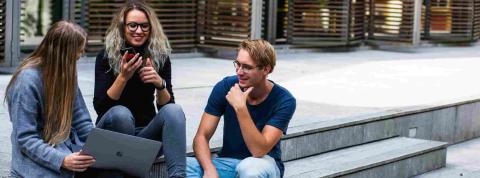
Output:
[284, 137, 447, 178]
[147, 98, 480, 177]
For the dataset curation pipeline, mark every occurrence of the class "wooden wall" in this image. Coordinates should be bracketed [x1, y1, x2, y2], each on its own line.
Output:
[197, 0, 252, 47]
[289, 0, 365, 46]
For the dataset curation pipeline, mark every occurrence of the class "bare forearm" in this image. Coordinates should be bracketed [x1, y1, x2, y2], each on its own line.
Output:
[193, 136, 216, 172]
[107, 74, 127, 100]
[235, 107, 269, 157]
[156, 88, 171, 105]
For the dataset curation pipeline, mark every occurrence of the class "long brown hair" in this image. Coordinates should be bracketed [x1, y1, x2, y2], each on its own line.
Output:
[105, 0, 171, 75]
[5, 21, 87, 145]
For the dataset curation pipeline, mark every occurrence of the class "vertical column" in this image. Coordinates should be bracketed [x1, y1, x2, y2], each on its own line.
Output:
[62, 0, 75, 21]
[368, 0, 375, 39]
[265, 0, 277, 43]
[287, 0, 294, 43]
[423, 0, 431, 39]
[251, 0, 263, 40]
[79, 0, 87, 27]
[412, 0, 422, 46]
[469, 0, 476, 39]
[345, 0, 353, 43]
[2, 0, 20, 68]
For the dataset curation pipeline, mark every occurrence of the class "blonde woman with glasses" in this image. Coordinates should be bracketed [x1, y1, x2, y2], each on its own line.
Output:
[6, 21, 95, 178]
[93, 1, 186, 177]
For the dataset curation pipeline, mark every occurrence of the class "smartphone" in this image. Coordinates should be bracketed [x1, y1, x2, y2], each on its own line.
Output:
[120, 47, 136, 61]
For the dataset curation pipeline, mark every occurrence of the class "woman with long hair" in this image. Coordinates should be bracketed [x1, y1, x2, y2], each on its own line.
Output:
[93, 1, 186, 177]
[6, 21, 95, 177]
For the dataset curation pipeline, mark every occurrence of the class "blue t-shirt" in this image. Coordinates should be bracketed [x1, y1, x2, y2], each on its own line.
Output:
[205, 76, 296, 177]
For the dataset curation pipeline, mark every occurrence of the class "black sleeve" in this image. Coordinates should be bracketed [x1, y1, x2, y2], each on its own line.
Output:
[157, 55, 175, 110]
[93, 49, 119, 119]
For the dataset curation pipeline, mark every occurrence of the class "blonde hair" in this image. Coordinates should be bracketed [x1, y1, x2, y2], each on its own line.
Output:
[238, 39, 276, 73]
[6, 21, 87, 145]
[104, 0, 171, 75]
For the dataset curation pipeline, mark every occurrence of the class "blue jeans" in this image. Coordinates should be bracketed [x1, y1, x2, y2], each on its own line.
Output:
[97, 104, 186, 178]
[186, 156, 280, 178]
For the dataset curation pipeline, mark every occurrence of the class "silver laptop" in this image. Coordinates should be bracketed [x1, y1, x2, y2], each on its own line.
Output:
[81, 128, 162, 177]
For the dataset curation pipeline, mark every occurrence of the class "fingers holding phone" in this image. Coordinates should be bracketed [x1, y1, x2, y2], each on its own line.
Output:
[120, 47, 135, 60]
[120, 51, 143, 80]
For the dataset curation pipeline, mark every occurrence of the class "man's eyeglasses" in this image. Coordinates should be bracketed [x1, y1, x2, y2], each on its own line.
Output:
[126, 22, 150, 32]
[233, 60, 260, 73]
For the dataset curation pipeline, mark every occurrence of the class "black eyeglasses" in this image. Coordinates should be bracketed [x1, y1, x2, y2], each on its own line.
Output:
[233, 60, 260, 73]
[126, 22, 150, 32]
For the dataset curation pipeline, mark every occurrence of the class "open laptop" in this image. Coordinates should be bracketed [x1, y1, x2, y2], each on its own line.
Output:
[81, 128, 162, 177]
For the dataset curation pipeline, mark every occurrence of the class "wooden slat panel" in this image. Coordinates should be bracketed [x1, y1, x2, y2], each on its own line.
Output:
[74, 0, 88, 28]
[85, 0, 113, 53]
[451, 0, 474, 39]
[290, 0, 365, 46]
[474, 0, 480, 39]
[425, 0, 478, 41]
[367, 0, 416, 42]
[197, 0, 252, 47]
[19, 0, 26, 43]
[273, 0, 288, 43]
[151, 0, 197, 53]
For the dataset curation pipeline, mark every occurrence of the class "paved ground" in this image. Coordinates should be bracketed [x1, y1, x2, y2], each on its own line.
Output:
[416, 137, 480, 178]
[1, 44, 480, 176]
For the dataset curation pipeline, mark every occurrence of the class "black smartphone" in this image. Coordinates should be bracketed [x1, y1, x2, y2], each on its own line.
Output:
[120, 47, 136, 61]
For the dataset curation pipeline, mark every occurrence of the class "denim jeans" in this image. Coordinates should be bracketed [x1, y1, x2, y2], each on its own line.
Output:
[96, 104, 186, 178]
[186, 155, 280, 178]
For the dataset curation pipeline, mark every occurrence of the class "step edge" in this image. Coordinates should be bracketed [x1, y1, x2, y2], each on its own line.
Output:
[285, 97, 480, 139]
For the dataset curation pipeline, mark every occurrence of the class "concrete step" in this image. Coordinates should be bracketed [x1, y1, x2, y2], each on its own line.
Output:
[284, 137, 447, 178]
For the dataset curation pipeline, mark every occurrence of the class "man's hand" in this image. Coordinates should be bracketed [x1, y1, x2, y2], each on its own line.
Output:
[62, 152, 95, 172]
[226, 84, 253, 110]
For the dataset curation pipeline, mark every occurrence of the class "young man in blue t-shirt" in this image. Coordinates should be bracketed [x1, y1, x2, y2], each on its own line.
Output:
[186, 40, 296, 178]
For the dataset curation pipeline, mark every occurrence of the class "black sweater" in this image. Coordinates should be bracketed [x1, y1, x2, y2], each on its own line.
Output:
[93, 49, 175, 127]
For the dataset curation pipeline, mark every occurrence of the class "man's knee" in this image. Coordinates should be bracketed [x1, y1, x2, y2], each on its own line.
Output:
[236, 156, 279, 178]
[186, 157, 200, 168]
[186, 157, 203, 177]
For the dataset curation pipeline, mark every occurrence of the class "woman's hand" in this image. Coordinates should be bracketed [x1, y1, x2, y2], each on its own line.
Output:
[62, 152, 95, 172]
[139, 58, 164, 89]
[119, 52, 143, 81]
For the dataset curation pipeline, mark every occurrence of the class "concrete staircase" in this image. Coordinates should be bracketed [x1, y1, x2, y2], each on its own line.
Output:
[148, 98, 480, 178]
[284, 137, 446, 178]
